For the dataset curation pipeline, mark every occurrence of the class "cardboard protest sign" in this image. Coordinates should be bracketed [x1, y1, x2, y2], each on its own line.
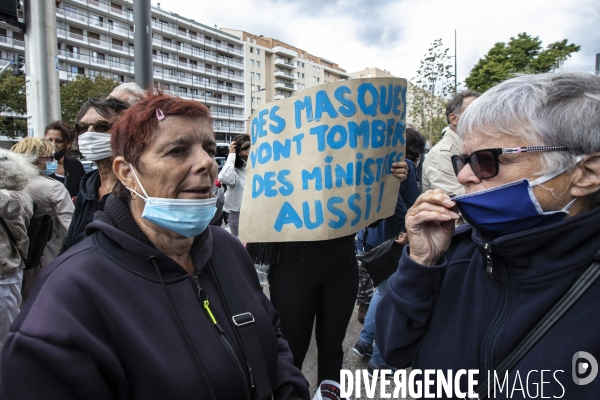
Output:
[239, 77, 407, 243]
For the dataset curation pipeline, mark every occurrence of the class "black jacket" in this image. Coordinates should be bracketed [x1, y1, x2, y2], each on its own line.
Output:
[61, 169, 108, 252]
[1, 194, 309, 399]
[49, 157, 86, 199]
[376, 206, 600, 399]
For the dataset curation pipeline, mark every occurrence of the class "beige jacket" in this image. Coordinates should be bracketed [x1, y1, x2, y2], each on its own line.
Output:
[422, 127, 465, 198]
[23, 175, 74, 268]
[0, 189, 33, 279]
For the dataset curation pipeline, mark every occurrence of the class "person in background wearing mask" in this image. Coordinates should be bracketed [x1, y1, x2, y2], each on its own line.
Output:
[376, 73, 600, 398]
[10, 138, 74, 301]
[44, 121, 86, 199]
[0, 150, 35, 361]
[218, 134, 250, 237]
[61, 97, 129, 252]
[1, 94, 309, 400]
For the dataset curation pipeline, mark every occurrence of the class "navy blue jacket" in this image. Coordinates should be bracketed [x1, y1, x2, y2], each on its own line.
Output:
[61, 169, 108, 252]
[358, 159, 420, 252]
[376, 205, 600, 399]
[2, 194, 309, 399]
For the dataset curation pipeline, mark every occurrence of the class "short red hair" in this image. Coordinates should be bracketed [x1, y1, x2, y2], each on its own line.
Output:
[111, 92, 213, 167]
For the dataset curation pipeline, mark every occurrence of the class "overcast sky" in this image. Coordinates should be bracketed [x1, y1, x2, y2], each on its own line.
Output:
[162, 0, 599, 87]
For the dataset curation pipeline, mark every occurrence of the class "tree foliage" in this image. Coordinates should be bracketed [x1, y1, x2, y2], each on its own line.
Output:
[408, 39, 455, 146]
[60, 74, 119, 124]
[0, 73, 27, 138]
[465, 32, 580, 92]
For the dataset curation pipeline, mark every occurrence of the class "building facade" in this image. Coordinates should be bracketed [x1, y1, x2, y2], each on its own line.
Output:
[220, 29, 349, 118]
[0, 0, 246, 142]
[349, 67, 395, 79]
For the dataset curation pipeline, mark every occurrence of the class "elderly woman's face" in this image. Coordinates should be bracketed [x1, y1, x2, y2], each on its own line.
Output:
[135, 116, 217, 200]
[457, 131, 574, 212]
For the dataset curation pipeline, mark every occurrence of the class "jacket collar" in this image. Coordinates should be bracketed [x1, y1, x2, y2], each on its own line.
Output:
[470, 206, 600, 280]
[86, 194, 212, 280]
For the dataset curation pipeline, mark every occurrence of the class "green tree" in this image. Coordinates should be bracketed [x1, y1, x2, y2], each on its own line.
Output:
[465, 33, 580, 92]
[0, 73, 27, 138]
[60, 74, 119, 123]
[408, 39, 455, 146]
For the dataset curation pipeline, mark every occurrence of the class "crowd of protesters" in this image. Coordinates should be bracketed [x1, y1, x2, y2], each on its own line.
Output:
[0, 72, 599, 399]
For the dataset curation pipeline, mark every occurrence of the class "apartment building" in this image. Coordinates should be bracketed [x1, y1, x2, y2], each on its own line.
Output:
[220, 29, 350, 117]
[349, 67, 395, 79]
[0, 0, 246, 141]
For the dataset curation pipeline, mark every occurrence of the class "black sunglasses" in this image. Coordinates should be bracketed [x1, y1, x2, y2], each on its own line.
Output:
[74, 120, 113, 135]
[451, 146, 570, 179]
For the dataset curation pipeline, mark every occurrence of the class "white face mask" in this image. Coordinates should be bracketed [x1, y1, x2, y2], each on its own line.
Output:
[78, 132, 112, 161]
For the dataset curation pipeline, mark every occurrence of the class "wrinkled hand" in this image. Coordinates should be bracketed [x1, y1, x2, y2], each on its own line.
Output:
[229, 140, 237, 153]
[405, 190, 459, 266]
[391, 161, 408, 182]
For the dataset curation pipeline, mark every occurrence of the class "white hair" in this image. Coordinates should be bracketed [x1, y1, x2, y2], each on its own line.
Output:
[458, 72, 600, 205]
[0, 148, 39, 191]
[111, 82, 146, 104]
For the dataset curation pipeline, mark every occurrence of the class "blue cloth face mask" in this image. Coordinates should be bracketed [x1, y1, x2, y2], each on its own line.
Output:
[452, 165, 581, 238]
[42, 160, 58, 176]
[126, 164, 216, 238]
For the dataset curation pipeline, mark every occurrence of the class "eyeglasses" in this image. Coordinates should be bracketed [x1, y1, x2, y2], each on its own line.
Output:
[39, 156, 55, 162]
[451, 146, 570, 179]
[74, 120, 113, 135]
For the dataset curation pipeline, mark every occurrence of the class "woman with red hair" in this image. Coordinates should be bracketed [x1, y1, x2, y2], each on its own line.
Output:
[1, 93, 309, 400]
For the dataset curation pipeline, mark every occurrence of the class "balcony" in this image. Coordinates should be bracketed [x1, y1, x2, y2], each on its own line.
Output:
[273, 46, 298, 58]
[274, 94, 286, 101]
[274, 70, 295, 80]
[274, 82, 295, 91]
[274, 58, 296, 69]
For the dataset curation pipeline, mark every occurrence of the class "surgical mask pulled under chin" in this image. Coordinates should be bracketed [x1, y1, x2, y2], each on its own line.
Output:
[126, 164, 216, 238]
[78, 132, 112, 161]
[453, 168, 579, 238]
[42, 160, 57, 176]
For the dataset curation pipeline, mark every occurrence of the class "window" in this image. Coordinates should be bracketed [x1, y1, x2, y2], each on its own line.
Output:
[257, 61, 261, 67]
[302, 73, 305, 78]
[205, 36, 213, 42]
[256, 85, 261, 91]
[214, 120, 222, 127]
[164, 68, 174, 75]
[229, 95, 235, 101]
[250, 72, 254, 79]
[160, 51, 169, 59]
[65, 5, 77, 14]
[251, 84, 256, 92]
[250, 47, 254, 53]
[313, 76, 316, 82]
[256, 73, 261, 80]
[251, 97, 255, 103]
[256, 49, 260, 55]
[257, 98, 261, 104]
[325, 72, 330, 77]
[113, 74, 124, 82]
[230, 121, 236, 130]
[296, 61, 300, 67]
[191, 89, 198, 96]
[317, 78, 320, 83]
[250, 59, 254, 66]
[180, 87, 187, 94]
[70, 65, 84, 74]
[206, 91, 213, 97]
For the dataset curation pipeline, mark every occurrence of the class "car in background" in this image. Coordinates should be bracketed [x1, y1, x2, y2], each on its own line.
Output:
[81, 160, 97, 174]
[215, 157, 226, 172]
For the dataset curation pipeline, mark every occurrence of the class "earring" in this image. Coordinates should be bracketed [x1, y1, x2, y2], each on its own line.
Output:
[130, 190, 138, 200]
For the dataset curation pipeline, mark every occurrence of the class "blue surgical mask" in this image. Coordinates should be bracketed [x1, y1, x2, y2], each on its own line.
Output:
[42, 160, 58, 176]
[453, 166, 581, 238]
[126, 164, 216, 238]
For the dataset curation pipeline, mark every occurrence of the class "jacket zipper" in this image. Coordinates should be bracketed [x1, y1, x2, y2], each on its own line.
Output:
[482, 243, 514, 373]
[193, 276, 252, 400]
[485, 243, 493, 278]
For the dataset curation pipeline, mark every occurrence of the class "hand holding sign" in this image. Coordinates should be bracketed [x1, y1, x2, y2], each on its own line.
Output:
[239, 77, 407, 243]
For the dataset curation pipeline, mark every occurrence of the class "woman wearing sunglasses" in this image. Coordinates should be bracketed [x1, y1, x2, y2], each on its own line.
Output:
[376, 73, 600, 398]
[61, 97, 129, 252]
[44, 121, 86, 199]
